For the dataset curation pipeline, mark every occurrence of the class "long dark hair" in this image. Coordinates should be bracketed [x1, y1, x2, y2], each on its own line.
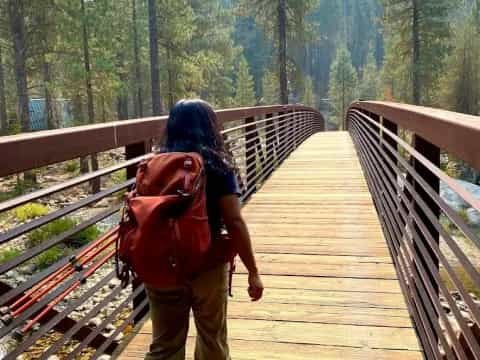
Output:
[164, 99, 232, 175]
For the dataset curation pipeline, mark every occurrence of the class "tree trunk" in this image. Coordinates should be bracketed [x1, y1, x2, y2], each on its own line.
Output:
[81, 0, 94, 125]
[148, 0, 162, 115]
[132, 0, 144, 118]
[374, 2, 384, 68]
[43, 61, 55, 129]
[117, 63, 129, 121]
[0, 46, 8, 135]
[277, 0, 288, 104]
[412, 0, 421, 105]
[8, 0, 30, 133]
[37, 2, 56, 130]
[166, 45, 175, 110]
[9, 0, 36, 183]
[81, 0, 99, 192]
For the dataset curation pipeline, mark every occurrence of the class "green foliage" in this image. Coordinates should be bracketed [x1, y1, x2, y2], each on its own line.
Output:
[238, 0, 318, 100]
[328, 45, 358, 129]
[64, 160, 80, 173]
[458, 208, 470, 225]
[14, 178, 38, 195]
[14, 203, 49, 222]
[110, 169, 127, 184]
[0, 248, 21, 264]
[28, 218, 77, 248]
[234, 57, 256, 106]
[440, 266, 480, 298]
[261, 70, 279, 105]
[0, 178, 39, 203]
[358, 52, 379, 100]
[69, 225, 101, 247]
[382, 0, 453, 105]
[440, 9, 480, 115]
[302, 76, 315, 107]
[34, 246, 65, 270]
[27, 217, 100, 248]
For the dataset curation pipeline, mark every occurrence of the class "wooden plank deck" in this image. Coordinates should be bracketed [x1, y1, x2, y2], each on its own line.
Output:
[118, 132, 422, 360]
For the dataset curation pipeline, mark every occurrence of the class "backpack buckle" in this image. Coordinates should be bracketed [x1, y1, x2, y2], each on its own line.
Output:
[184, 158, 193, 169]
[177, 189, 191, 197]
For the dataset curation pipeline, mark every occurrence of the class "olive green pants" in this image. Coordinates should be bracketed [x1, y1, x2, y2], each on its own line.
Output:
[145, 264, 230, 360]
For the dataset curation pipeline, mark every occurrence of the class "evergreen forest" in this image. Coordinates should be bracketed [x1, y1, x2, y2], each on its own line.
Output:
[0, 0, 479, 134]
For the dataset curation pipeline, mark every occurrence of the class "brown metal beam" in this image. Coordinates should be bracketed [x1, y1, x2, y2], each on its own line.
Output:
[350, 101, 480, 171]
[0, 105, 323, 178]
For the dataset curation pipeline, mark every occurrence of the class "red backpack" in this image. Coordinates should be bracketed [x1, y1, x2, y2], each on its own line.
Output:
[116, 152, 213, 289]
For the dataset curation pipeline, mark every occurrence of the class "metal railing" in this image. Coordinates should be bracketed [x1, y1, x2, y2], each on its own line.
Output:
[348, 101, 480, 360]
[0, 105, 323, 359]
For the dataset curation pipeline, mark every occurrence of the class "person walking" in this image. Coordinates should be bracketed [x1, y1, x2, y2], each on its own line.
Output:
[145, 99, 264, 360]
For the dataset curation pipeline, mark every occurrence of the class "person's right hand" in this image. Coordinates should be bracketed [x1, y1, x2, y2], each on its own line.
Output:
[248, 271, 264, 301]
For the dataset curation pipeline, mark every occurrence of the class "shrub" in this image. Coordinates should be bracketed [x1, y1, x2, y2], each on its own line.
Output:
[111, 169, 127, 184]
[0, 248, 21, 264]
[458, 209, 470, 225]
[64, 160, 80, 173]
[0, 178, 38, 203]
[27, 217, 101, 248]
[27, 218, 77, 247]
[34, 246, 65, 270]
[14, 177, 38, 195]
[14, 203, 49, 222]
[68, 225, 101, 248]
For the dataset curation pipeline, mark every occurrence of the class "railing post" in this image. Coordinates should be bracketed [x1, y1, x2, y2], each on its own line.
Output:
[276, 111, 284, 154]
[245, 116, 257, 198]
[126, 141, 151, 178]
[412, 135, 440, 284]
[125, 140, 151, 324]
[265, 113, 275, 175]
[292, 110, 298, 150]
[412, 134, 440, 349]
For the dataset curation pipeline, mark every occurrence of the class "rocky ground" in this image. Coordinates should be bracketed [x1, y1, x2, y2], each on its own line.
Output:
[0, 149, 134, 359]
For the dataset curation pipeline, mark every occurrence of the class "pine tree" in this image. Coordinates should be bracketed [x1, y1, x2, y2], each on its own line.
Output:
[328, 45, 357, 130]
[302, 75, 315, 107]
[235, 57, 256, 107]
[261, 69, 279, 105]
[132, 0, 144, 118]
[358, 52, 379, 100]
[7, 0, 30, 133]
[148, 0, 162, 115]
[383, 0, 452, 105]
[0, 45, 7, 135]
[239, 0, 317, 104]
[441, 5, 480, 115]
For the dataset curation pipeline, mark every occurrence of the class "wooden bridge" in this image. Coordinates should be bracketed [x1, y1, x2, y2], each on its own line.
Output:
[0, 102, 479, 359]
[119, 131, 422, 359]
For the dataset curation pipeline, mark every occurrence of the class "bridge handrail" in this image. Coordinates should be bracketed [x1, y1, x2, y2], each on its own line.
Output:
[348, 102, 480, 360]
[349, 101, 480, 171]
[0, 105, 320, 177]
[0, 105, 324, 359]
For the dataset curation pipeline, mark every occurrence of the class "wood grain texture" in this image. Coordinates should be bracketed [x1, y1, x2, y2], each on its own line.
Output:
[118, 132, 422, 359]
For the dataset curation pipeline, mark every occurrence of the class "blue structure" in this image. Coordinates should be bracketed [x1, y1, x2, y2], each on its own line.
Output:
[29, 99, 74, 130]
